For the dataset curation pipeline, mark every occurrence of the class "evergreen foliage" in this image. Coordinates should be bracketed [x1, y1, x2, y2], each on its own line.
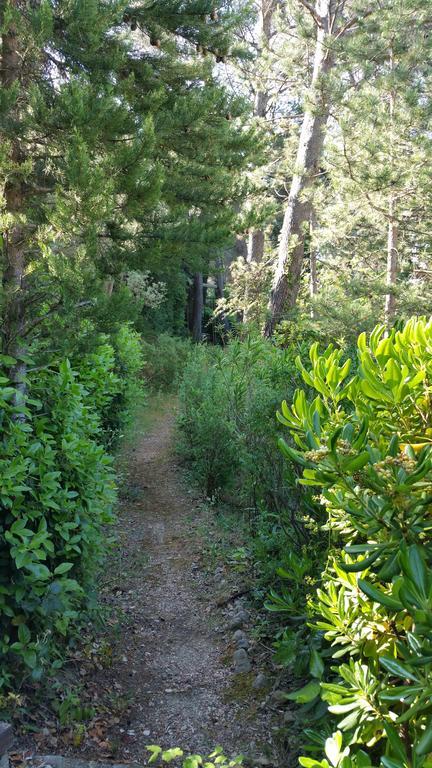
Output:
[2, 0, 432, 758]
[0, 0, 256, 364]
[278, 318, 432, 768]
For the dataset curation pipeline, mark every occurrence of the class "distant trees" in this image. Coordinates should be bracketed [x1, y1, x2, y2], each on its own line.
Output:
[3, 1, 431, 350]
[246, 0, 277, 268]
[264, 0, 339, 337]
[212, 0, 432, 339]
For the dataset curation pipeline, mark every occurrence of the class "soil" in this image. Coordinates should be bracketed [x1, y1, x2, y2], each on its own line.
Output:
[19, 402, 282, 766]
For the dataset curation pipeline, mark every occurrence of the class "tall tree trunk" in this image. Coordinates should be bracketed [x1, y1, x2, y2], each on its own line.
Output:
[309, 211, 318, 319]
[1, 3, 28, 403]
[215, 264, 225, 300]
[243, 1, 277, 323]
[384, 198, 398, 327]
[263, 0, 336, 337]
[246, 0, 276, 269]
[235, 234, 248, 261]
[202, 272, 208, 309]
[191, 272, 203, 342]
[104, 276, 115, 296]
[247, 230, 265, 265]
[244, 230, 266, 323]
[215, 254, 230, 337]
[252, 0, 276, 128]
[384, 47, 398, 328]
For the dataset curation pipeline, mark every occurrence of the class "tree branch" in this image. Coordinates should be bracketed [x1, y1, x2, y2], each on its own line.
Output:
[20, 299, 94, 339]
[20, 300, 63, 338]
[296, 0, 321, 27]
[335, 7, 375, 40]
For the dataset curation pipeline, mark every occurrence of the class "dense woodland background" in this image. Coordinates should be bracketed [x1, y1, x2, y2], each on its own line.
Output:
[1, 2, 432, 768]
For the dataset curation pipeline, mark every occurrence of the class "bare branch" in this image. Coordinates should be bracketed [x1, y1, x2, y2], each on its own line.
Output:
[335, 7, 375, 40]
[296, 0, 321, 27]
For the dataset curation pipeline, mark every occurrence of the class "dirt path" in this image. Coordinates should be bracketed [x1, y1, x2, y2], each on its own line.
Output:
[81, 404, 277, 764]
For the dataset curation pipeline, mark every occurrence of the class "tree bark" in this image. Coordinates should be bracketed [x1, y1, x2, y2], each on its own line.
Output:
[309, 211, 318, 318]
[215, 255, 230, 337]
[384, 198, 398, 327]
[215, 257, 226, 299]
[1, 3, 28, 404]
[253, 0, 276, 124]
[384, 47, 398, 328]
[104, 276, 115, 296]
[263, 0, 336, 337]
[247, 229, 265, 265]
[202, 272, 208, 309]
[235, 234, 248, 261]
[246, 0, 276, 269]
[244, 230, 266, 323]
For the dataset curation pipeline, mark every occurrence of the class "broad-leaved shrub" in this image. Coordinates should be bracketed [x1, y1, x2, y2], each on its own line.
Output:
[278, 318, 432, 768]
[78, 324, 145, 444]
[145, 744, 242, 768]
[0, 351, 123, 690]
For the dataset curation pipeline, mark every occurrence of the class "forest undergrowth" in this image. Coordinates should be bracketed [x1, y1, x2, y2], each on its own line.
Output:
[11, 392, 288, 766]
[4, 320, 432, 768]
[2, 3, 432, 768]
[176, 318, 432, 768]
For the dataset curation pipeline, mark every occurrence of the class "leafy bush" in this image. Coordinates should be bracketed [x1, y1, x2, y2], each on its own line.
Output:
[278, 318, 432, 768]
[178, 337, 293, 500]
[142, 334, 192, 391]
[177, 336, 325, 621]
[77, 343, 122, 429]
[0, 356, 120, 690]
[0, 321, 146, 692]
[78, 324, 145, 445]
[145, 745, 242, 768]
[177, 346, 239, 496]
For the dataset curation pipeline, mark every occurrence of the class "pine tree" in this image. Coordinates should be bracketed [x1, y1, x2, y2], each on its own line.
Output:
[308, 0, 432, 334]
[0, 0, 256, 374]
[0, 0, 139, 384]
[246, 0, 277, 266]
[263, 0, 348, 337]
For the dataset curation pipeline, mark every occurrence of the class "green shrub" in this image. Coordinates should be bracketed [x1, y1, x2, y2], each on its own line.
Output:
[177, 336, 310, 512]
[142, 333, 192, 391]
[278, 318, 432, 768]
[176, 336, 327, 654]
[77, 343, 122, 430]
[177, 346, 239, 497]
[114, 324, 146, 398]
[78, 324, 145, 445]
[0, 358, 117, 690]
[110, 324, 146, 434]
[145, 745, 242, 768]
[0, 321, 146, 692]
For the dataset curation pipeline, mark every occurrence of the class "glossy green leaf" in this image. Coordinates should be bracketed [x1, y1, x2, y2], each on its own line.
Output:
[358, 580, 403, 611]
[285, 680, 321, 703]
[379, 656, 419, 682]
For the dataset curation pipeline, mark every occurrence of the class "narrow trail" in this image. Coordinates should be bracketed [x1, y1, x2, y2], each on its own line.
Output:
[85, 404, 276, 763]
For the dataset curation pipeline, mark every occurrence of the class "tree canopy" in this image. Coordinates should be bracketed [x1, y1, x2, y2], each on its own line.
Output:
[1, 3, 432, 767]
